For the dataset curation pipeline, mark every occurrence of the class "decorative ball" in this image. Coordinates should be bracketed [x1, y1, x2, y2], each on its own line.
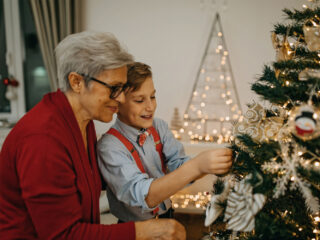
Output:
[289, 105, 320, 140]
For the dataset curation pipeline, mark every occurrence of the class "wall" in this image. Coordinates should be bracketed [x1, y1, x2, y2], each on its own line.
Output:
[82, 0, 303, 134]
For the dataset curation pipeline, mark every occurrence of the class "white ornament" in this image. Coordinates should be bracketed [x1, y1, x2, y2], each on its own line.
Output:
[5, 86, 17, 101]
[288, 105, 320, 141]
[205, 181, 231, 227]
[223, 176, 266, 232]
[262, 143, 320, 214]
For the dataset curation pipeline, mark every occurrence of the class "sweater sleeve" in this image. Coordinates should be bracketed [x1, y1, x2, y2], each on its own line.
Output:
[16, 134, 135, 240]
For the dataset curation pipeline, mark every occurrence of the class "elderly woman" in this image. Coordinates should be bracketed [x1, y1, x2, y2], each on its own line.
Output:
[0, 31, 185, 240]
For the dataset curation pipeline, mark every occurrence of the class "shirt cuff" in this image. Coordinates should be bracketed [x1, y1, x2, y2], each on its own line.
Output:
[140, 178, 159, 212]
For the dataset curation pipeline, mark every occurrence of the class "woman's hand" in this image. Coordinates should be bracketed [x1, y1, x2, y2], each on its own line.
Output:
[135, 218, 186, 240]
[193, 148, 233, 175]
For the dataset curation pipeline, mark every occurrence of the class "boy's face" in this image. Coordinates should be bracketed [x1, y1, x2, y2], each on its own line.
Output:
[118, 77, 157, 129]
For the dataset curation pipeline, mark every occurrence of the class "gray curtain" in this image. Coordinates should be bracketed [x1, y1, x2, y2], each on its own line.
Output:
[29, 0, 81, 91]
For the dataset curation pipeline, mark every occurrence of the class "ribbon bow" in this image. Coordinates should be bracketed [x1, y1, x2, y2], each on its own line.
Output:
[137, 129, 151, 146]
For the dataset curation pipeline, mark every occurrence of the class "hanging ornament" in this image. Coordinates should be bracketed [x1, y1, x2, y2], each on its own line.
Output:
[2, 77, 19, 101]
[303, 23, 320, 52]
[205, 181, 231, 227]
[298, 68, 320, 81]
[271, 32, 295, 61]
[223, 176, 266, 232]
[233, 102, 283, 143]
[288, 104, 320, 141]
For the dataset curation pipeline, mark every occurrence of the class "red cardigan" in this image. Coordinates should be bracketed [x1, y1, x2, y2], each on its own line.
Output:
[0, 90, 135, 239]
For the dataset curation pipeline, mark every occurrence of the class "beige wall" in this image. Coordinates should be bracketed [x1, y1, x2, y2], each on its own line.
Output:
[82, 0, 302, 135]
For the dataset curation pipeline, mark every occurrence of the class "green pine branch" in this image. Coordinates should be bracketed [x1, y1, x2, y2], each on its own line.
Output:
[283, 7, 320, 22]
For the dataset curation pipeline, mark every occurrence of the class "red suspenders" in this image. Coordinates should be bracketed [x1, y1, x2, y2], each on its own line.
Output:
[106, 126, 166, 215]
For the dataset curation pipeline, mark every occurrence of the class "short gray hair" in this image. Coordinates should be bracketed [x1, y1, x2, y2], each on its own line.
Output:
[55, 31, 134, 91]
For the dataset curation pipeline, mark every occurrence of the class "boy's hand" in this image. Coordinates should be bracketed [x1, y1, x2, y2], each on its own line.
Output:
[135, 218, 186, 240]
[195, 148, 233, 175]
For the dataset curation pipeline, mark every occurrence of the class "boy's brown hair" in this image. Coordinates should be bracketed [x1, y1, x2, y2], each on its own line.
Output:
[126, 62, 152, 91]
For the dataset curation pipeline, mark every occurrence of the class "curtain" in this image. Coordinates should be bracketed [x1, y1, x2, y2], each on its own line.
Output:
[29, 0, 81, 91]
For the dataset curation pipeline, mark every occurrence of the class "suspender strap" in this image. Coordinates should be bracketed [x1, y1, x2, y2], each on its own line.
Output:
[149, 126, 166, 174]
[107, 128, 146, 173]
[107, 127, 160, 216]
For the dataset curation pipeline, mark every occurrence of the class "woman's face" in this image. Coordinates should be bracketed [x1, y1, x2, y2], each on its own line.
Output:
[117, 77, 157, 129]
[79, 66, 127, 123]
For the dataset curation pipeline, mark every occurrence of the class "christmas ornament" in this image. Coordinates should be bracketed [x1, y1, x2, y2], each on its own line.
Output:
[303, 23, 320, 52]
[271, 32, 294, 61]
[223, 176, 266, 232]
[262, 143, 320, 214]
[288, 105, 320, 141]
[233, 102, 283, 143]
[2, 77, 19, 87]
[205, 181, 231, 227]
[298, 68, 320, 81]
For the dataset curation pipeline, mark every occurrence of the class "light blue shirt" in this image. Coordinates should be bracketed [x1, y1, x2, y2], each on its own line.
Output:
[97, 117, 190, 221]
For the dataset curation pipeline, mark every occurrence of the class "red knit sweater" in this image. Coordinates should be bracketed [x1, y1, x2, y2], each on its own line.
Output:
[0, 90, 135, 239]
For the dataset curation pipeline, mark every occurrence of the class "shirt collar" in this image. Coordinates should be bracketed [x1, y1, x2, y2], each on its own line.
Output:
[115, 118, 145, 143]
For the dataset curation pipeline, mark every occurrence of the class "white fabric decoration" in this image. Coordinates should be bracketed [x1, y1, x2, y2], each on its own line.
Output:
[223, 177, 266, 232]
[204, 181, 231, 226]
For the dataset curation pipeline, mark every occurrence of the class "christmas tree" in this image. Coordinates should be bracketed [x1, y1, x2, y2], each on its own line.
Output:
[204, 2, 320, 240]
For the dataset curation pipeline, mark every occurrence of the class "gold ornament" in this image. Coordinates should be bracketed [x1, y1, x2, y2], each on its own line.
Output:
[299, 68, 320, 81]
[303, 24, 320, 52]
[233, 102, 284, 143]
[271, 32, 295, 61]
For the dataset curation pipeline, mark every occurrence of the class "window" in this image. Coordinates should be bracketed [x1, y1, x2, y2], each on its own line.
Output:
[0, 0, 50, 122]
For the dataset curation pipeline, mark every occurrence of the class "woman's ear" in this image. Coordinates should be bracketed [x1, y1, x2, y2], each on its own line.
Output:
[68, 72, 83, 93]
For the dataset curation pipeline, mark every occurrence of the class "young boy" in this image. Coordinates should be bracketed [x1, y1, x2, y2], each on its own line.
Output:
[97, 62, 232, 222]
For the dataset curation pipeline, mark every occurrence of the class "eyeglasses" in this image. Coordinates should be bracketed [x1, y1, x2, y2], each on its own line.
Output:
[80, 74, 128, 99]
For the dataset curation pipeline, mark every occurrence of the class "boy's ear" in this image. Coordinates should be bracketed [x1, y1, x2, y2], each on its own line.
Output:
[68, 72, 84, 93]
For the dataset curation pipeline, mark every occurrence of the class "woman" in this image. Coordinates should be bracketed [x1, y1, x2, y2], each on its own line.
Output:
[0, 31, 185, 240]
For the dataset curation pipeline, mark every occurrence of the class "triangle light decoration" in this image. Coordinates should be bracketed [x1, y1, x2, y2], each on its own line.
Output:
[182, 13, 242, 143]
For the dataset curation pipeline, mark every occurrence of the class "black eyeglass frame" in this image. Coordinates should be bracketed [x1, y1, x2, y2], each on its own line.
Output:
[79, 73, 128, 99]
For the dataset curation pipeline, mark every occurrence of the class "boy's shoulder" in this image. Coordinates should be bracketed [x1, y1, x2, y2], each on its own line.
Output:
[97, 128, 124, 150]
[152, 118, 169, 130]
